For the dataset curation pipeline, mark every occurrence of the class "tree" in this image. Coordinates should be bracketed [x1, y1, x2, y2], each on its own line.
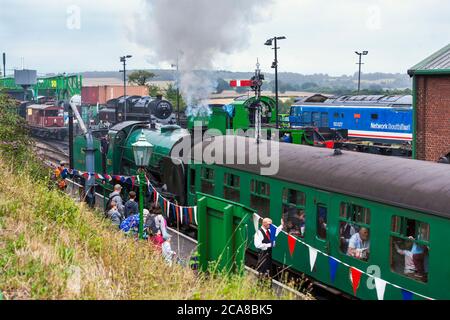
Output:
[164, 84, 186, 112]
[301, 82, 319, 91]
[128, 70, 156, 86]
[147, 84, 162, 97]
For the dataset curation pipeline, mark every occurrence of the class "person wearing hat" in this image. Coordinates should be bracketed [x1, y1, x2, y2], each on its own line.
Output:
[109, 184, 124, 216]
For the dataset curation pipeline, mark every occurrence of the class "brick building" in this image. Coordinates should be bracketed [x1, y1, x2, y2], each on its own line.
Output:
[408, 44, 450, 162]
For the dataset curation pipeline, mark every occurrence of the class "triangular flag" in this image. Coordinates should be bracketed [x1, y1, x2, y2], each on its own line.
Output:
[253, 213, 260, 232]
[154, 192, 159, 206]
[179, 207, 183, 224]
[288, 235, 296, 257]
[374, 278, 387, 300]
[188, 208, 193, 224]
[350, 268, 362, 296]
[165, 200, 170, 217]
[309, 247, 318, 272]
[193, 207, 198, 225]
[401, 289, 414, 301]
[269, 224, 277, 245]
[329, 257, 339, 283]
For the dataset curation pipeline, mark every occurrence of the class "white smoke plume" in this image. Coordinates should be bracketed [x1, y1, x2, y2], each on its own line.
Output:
[130, 0, 273, 117]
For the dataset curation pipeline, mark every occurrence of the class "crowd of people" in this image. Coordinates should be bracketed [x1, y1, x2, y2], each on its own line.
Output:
[106, 184, 178, 266]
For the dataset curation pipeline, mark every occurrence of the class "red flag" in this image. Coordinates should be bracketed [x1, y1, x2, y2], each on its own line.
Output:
[131, 176, 135, 189]
[350, 268, 362, 296]
[175, 206, 180, 223]
[188, 208, 193, 224]
[288, 235, 296, 257]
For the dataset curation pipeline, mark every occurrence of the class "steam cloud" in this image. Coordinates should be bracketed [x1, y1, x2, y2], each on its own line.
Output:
[130, 0, 273, 117]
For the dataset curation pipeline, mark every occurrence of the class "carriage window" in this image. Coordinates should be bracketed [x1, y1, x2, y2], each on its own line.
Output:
[250, 180, 270, 218]
[282, 188, 306, 238]
[339, 203, 371, 261]
[334, 112, 340, 118]
[224, 173, 240, 203]
[371, 113, 379, 120]
[390, 216, 429, 283]
[201, 167, 215, 195]
[317, 205, 327, 240]
[302, 112, 311, 125]
[189, 168, 196, 194]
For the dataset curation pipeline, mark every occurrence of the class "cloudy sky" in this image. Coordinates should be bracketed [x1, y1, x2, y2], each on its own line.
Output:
[0, 0, 448, 76]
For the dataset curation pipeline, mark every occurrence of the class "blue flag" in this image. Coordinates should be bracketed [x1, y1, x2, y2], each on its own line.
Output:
[269, 224, 278, 245]
[329, 257, 339, 283]
[401, 289, 414, 301]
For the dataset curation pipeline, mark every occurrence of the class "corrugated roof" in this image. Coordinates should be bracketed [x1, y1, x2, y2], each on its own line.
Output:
[408, 44, 450, 76]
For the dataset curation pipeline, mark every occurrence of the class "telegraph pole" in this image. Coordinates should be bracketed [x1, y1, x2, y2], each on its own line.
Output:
[120, 55, 132, 121]
[265, 36, 286, 129]
[2, 53, 6, 78]
[355, 51, 368, 94]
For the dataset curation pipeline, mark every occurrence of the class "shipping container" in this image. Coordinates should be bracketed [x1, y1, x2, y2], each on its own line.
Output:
[81, 86, 149, 105]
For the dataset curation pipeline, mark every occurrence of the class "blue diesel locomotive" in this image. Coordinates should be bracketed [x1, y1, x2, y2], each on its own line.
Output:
[289, 95, 413, 144]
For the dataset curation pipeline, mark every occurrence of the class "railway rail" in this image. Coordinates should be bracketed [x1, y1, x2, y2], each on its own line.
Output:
[33, 139, 69, 167]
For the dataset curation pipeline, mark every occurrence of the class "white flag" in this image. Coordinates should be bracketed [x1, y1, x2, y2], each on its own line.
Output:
[179, 207, 183, 224]
[166, 200, 170, 217]
[155, 193, 159, 207]
[309, 247, 318, 272]
[375, 278, 387, 300]
[253, 213, 260, 232]
[194, 207, 198, 225]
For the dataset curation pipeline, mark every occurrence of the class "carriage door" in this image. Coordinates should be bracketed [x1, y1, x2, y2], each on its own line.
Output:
[314, 190, 331, 253]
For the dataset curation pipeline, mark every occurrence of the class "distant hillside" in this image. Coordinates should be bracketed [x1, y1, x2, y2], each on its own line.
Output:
[79, 69, 412, 91]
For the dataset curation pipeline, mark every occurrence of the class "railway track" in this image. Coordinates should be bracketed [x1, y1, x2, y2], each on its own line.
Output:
[33, 139, 69, 167]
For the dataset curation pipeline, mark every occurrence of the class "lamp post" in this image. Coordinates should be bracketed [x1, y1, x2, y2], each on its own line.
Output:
[132, 131, 154, 240]
[355, 51, 368, 94]
[120, 55, 132, 121]
[265, 36, 286, 129]
[171, 58, 180, 125]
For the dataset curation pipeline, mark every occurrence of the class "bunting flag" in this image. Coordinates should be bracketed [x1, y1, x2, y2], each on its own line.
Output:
[374, 278, 387, 301]
[165, 199, 170, 218]
[253, 213, 260, 232]
[131, 176, 135, 189]
[269, 224, 278, 245]
[329, 257, 339, 283]
[154, 191, 159, 206]
[179, 206, 183, 224]
[350, 268, 362, 296]
[175, 205, 180, 224]
[188, 208, 193, 224]
[288, 234, 296, 257]
[401, 289, 414, 301]
[308, 247, 318, 272]
[194, 207, 198, 225]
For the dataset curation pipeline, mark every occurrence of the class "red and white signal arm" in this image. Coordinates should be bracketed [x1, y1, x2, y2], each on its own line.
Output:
[229, 80, 253, 87]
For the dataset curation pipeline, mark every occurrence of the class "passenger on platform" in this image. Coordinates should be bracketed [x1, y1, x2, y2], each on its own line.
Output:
[124, 191, 139, 219]
[154, 207, 169, 239]
[107, 201, 122, 227]
[145, 210, 158, 237]
[162, 235, 177, 266]
[109, 185, 124, 215]
[254, 218, 284, 277]
[340, 222, 357, 253]
[119, 214, 140, 235]
[150, 229, 164, 252]
[347, 227, 370, 261]
[54, 161, 68, 191]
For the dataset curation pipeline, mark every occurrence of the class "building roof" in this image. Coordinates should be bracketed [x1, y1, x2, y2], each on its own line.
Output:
[193, 135, 450, 219]
[408, 44, 450, 76]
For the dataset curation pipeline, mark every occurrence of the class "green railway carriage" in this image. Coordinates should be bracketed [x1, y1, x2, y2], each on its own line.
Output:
[186, 135, 450, 300]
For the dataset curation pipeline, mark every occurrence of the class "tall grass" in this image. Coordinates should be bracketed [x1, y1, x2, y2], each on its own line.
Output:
[0, 160, 309, 300]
